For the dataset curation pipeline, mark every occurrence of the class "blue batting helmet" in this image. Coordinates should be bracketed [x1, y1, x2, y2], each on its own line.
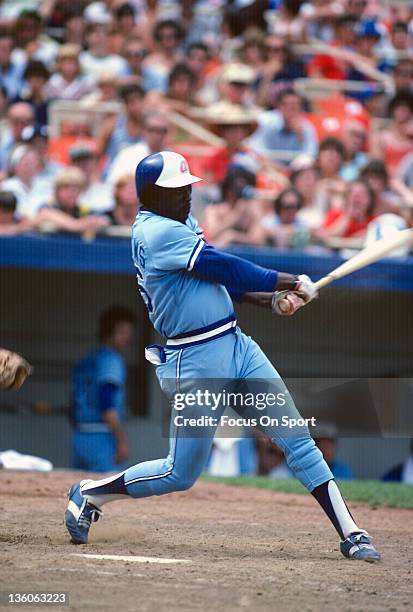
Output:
[135, 151, 202, 198]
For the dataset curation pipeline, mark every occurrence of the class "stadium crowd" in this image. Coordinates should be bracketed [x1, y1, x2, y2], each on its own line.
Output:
[0, 0, 411, 255]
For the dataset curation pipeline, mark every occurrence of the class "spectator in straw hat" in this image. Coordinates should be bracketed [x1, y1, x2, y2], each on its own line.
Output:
[199, 102, 260, 183]
[45, 44, 97, 101]
[215, 62, 258, 112]
[34, 166, 109, 235]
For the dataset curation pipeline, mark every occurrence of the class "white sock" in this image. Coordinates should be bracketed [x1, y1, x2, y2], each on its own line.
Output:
[328, 480, 361, 539]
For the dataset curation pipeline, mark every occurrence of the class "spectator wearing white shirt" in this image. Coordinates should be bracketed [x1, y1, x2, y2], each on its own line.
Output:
[69, 143, 114, 212]
[247, 88, 318, 165]
[142, 19, 185, 92]
[107, 111, 169, 184]
[11, 9, 59, 70]
[21, 124, 62, 181]
[1, 144, 52, 218]
[45, 44, 97, 101]
[0, 33, 26, 101]
[97, 83, 145, 173]
[80, 23, 128, 80]
[0, 102, 34, 173]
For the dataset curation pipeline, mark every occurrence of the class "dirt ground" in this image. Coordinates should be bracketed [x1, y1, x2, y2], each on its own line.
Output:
[0, 471, 412, 612]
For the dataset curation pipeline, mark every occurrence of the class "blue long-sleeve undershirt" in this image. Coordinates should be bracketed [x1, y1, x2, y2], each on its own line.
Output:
[189, 244, 277, 300]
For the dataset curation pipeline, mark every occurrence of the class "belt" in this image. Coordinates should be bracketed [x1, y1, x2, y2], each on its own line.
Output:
[75, 423, 111, 433]
[166, 315, 237, 348]
[145, 315, 237, 365]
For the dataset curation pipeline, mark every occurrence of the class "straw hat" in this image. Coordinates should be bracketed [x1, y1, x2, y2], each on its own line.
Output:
[197, 101, 258, 136]
[57, 44, 81, 61]
[220, 62, 255, 85]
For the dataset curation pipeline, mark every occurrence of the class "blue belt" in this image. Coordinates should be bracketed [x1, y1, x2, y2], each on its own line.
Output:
[145, 315, 237, 364]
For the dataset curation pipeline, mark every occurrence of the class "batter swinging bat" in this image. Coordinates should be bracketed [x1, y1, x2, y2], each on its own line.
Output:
[279, 228, 413, 313]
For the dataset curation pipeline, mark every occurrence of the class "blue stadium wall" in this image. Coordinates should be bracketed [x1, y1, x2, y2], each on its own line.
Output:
[0, 235, 412, 478]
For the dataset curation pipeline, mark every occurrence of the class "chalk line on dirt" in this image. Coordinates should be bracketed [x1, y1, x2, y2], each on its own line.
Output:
[71, 553, 191, 564]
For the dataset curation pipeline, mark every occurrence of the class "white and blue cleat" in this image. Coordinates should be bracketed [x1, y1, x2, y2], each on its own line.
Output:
[65, 480, 102, 545]
[340, 532, 381, 563]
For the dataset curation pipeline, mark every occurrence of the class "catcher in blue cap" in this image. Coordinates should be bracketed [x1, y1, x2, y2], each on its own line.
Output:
[65, 151, 380, 563]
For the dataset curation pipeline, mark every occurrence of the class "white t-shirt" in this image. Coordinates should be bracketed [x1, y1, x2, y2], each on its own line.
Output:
[1, 175, 53, 218]
[80, 182, 114, 213]
[107, 142, 150, 184]
[80, 52, 128, 80]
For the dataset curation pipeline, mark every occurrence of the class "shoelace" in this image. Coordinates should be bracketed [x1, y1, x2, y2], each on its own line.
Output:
[78, 507, 102, 528]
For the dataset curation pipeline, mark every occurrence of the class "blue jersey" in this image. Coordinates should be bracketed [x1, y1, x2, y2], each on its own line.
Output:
[72, 347, 126, 425]
[131, 211, 234, 338]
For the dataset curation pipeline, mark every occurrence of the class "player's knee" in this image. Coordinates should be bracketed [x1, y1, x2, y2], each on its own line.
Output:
[173, 473, 198, 492]
[283, 436, 322, 471]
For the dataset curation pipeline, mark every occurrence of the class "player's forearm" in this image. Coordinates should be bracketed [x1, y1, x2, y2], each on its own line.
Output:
[241, 292, 273, 308]
[241, 275, 300, 308]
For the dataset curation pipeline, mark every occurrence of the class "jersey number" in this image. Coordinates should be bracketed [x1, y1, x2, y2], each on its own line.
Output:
[133, 242, 153, 313]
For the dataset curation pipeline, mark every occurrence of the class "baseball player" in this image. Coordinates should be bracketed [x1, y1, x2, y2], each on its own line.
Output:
[70, 306, 135, 473]
[65, 151, 380, 562]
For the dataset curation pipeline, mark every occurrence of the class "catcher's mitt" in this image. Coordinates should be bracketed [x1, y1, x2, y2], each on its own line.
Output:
[0, 348, 33, 390]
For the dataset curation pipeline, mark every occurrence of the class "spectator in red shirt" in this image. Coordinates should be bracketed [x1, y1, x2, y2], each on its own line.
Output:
[201, 103, 259, 183]
[307, 16, 356, 81]
[317, 180, 375, 241]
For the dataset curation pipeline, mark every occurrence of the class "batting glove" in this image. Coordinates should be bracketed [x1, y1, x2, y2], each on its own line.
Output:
[293, 274, 318, 304]
[272, 290, 306, 316]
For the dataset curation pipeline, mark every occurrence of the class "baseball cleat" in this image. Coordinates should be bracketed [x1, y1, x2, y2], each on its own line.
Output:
[65, 480, 102, 545]
[340, 531, 381, 562]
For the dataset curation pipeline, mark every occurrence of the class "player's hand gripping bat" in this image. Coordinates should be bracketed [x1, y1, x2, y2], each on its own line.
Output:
[276, 228, 413, 315]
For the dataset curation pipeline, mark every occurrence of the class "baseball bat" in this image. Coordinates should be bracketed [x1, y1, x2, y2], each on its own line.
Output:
[279, 228, 413, 312]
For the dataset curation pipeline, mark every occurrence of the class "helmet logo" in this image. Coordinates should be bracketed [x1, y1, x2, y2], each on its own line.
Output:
[180, 160, 188, 174]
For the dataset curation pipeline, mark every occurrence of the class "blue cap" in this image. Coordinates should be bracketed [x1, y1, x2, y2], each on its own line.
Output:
[355, 20, 381, 39]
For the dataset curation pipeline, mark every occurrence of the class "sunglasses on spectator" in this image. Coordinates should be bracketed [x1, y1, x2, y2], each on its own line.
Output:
[11, 117, 31, 125]
[159, 32, 178, 40]
[228, 81, 250, 88]
[280, 202, 300, 210]
[266, 45, 286, 53]
[126, 50, 146, 58]
[145, 126, 168, 134]
[349, 130, 366, 138]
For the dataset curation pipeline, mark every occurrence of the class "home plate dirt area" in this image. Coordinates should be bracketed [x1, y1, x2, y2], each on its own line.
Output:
[0, 472, 411, 612]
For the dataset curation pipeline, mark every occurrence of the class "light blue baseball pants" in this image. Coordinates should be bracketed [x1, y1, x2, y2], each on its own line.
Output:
[123, 328, 333, 497]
